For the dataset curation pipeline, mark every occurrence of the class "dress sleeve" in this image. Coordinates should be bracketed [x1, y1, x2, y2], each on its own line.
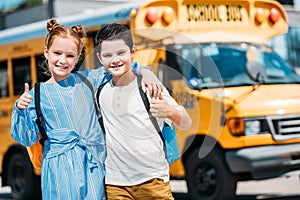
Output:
[131, 61, 153, 76]
[10, 91, 40, 147]
[82, 67, 111, 92]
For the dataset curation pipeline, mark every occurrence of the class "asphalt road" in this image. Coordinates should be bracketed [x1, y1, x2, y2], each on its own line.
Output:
[1, 176, 300, 200]
[171, 176, 300, 200]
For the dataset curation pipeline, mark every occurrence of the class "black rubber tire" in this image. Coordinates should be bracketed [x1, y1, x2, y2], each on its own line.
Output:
[185, 147, 237, 200]
[6, 152, 41, 200]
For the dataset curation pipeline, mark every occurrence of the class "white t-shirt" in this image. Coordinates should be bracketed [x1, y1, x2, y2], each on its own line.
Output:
[99, 76, 182, 186]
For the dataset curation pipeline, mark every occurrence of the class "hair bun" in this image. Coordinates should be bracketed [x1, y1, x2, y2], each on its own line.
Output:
[47, 19, 59, 33]
[71, 25, 86, 38]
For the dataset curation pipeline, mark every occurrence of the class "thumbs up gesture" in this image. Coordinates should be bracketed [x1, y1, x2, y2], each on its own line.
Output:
[17, 83, 32, 110]
[149, 94, 172, 118]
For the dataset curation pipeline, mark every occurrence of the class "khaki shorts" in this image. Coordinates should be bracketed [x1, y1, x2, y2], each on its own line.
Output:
[106, 178, 174, 200]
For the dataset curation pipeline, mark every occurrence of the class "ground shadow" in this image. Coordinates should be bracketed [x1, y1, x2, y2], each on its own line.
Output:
[173, 192, 300, 200]
[0, 193, 12, 200]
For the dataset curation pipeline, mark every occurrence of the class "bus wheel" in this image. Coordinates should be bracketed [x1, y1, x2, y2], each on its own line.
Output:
[185, 147, 237, 200]
[6, 152, 41, 200]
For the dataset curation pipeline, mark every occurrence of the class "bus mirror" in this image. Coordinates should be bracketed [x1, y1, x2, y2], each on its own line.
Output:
[246, 62, 266, 83]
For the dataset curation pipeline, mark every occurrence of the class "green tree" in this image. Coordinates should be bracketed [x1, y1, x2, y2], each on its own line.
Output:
[16, 0, 43, 10]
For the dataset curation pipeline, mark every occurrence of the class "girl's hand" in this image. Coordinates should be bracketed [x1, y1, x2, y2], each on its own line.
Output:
[17, 83, 32, 110]
[140, 69, 163, 98]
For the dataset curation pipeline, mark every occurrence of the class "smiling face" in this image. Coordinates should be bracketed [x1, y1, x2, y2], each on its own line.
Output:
[98, 39, 135, 79]
[44, 37, 79, 83]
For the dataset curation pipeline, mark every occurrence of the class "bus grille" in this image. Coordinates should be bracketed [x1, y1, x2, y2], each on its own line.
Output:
[268, 115, 300, 140]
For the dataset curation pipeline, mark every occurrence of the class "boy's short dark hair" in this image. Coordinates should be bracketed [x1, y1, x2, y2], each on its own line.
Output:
[95, 23, 133, 51]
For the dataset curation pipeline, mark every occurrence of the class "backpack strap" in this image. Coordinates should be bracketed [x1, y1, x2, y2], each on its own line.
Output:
[76, 72, 105, 134]
[34, 82, 48, 146]
[95, 81, 109, 134]
[136, 75, 165, 144]
[96, 82, 107, 111]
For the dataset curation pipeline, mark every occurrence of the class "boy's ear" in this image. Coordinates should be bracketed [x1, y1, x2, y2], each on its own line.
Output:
[131, 45, 136, 55]
[96, 52, 104, 65]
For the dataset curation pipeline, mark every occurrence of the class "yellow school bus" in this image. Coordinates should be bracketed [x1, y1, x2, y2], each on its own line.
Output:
[1, 0, 299, 199]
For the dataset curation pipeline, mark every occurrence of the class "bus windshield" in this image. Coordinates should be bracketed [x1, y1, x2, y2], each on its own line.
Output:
[168, 43, 300, 89]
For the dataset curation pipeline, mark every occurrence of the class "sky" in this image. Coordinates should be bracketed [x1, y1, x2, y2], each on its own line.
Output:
[0, 0, 24, 9]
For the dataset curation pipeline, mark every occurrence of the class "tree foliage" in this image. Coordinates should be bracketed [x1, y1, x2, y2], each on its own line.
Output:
[16, 0, 43, 10]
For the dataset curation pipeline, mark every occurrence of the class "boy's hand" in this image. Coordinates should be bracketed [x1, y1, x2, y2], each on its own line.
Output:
[17, 83, 32, 110]
[149, 94, 172, 118]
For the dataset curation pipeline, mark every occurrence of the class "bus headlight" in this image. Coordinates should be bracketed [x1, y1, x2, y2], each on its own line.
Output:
[228, 117, 269, 136]
[245, 120, 261, 135]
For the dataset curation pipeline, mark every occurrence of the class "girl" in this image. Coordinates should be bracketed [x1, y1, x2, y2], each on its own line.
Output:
[10, 19, 161, 200]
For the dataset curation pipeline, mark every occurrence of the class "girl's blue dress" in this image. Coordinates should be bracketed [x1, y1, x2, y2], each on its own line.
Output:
[10, 68, 111, 200]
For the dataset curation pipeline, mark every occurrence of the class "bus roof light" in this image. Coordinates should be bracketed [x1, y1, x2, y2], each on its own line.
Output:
[269, 8, 281, 24]
[146, 7, 159, 25]
[162, 7, 175, 25]
[255, 8, 267, 24]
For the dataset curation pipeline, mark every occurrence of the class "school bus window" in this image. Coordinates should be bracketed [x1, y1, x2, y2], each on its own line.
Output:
[269, 27, 300, 70]
[167, 44, 224, 89]
[0, 61, 8, 97]
[176, 43, 300, 90]
[36, 54, 50, 82]
[288, 27, 300, 68]
[91, 31, 102, 69]
[262, 51, 296, 82]
[12, 57, 31, 96]
[166, 45, 211, 88]
[75, 47, 86, 71]
[181, 46, 202, 81]
[213, 47, 247, 82]
[165, 46, 184, 81]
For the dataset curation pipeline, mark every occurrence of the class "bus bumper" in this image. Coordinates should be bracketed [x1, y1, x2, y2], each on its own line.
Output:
[225, 143, 300, 179]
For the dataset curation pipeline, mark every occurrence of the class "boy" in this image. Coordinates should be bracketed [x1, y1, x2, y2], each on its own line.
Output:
[96, 23, 192, 199]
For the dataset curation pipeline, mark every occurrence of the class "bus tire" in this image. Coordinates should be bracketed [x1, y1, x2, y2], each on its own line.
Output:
[6, 152, 41, 200]
[185, 147, 237, 200]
